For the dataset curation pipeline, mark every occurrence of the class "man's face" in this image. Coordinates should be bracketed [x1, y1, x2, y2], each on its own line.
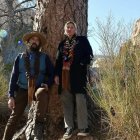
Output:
[28, 36, 40, 52]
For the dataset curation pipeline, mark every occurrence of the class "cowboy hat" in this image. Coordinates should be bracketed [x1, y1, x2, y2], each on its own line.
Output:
[22, 31, 46, 46]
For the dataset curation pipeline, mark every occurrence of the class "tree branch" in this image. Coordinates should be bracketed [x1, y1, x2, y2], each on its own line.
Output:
[0, 8, 7, 13]
[12, 25, 30, 41]
[14, 5, 36, 13]
[0, 14, 9, 17]
[15, 0, 33, 9]
[0, 20, 8, 28]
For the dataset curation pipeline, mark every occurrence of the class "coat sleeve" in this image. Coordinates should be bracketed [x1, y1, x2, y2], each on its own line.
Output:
[8, 55, 20, 98]
[81, 36, 94, 65]
[54, 42, 63, 76]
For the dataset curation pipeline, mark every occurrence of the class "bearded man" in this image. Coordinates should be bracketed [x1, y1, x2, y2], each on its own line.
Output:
[2, 31, 54, 140]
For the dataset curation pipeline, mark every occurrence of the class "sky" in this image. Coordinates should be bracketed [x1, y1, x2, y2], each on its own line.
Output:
[88, 0, 140, 54]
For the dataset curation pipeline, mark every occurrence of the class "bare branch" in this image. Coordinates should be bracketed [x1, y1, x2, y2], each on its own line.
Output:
[0, 20, 8, 28]
[14, 5, 36, 13]
[0, 14, 9, 17]
[12, 25, 30, 41]
[15, 0, 33, 9]
[0, 8, 7, 13]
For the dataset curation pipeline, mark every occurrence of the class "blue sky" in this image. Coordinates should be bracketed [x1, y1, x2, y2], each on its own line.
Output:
[88, 0, 140, 54]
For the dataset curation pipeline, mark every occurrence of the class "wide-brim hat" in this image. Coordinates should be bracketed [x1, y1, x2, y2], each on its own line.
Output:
[22, 31, 46, 46]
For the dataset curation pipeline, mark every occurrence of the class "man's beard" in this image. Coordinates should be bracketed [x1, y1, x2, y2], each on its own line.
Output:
[30, 43, 40, 52]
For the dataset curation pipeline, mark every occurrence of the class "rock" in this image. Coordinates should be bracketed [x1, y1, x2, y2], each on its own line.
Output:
[131, 19, 140, 46]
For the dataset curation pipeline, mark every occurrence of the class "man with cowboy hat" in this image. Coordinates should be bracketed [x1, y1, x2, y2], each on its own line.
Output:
[2, 31, 54, 140]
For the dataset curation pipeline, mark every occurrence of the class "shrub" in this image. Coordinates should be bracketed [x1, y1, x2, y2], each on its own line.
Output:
[89, 42, 140, 139]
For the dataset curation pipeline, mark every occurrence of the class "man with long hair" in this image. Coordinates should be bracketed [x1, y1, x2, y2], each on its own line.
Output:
[3, 32, 54, 140]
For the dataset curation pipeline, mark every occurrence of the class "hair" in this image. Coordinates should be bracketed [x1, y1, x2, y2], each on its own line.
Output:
[64, 21, 77, 35]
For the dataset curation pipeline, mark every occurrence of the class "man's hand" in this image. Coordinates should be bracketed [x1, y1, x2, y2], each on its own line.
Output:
[41, 83, 48, 91]
[8, 97, 15, 110]
[54, 76, 59, 85]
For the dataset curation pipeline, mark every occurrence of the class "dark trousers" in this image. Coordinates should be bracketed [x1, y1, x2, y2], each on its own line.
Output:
[2, 87, 49, 140]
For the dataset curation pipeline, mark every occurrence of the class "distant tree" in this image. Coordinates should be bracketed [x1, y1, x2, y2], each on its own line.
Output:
[0, 0, 36, 63]
[93, 14, 133, 57]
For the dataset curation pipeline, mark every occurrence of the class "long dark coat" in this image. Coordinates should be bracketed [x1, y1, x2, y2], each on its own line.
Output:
[55, 36, 93, 94]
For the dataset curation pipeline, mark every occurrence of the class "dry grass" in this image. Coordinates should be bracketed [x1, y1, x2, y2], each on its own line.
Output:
[0, 74, 8, 101]
[89, 43, 140, 140]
